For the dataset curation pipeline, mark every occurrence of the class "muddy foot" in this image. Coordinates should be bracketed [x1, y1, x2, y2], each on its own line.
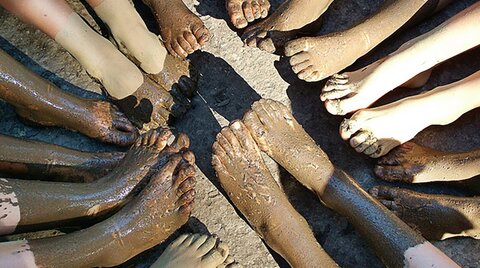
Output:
[152, 233, 238, 268]
[113, 75, 190, 132]
[16, 97, 138, 146]
[243, 99, 334, 192]
[370, 186, 480, 240]
[226, 0, 270, 29]
[241, 0, 329, 53]
[145, 0, 209, 58]
[212, 120, 334, 267]
[320, 61, 432, 115]
[96, 151, 196, 266]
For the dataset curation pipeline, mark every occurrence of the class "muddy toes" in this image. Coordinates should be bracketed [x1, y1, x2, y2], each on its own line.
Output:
[227, 0, 269, 29]
[321, 73, 354, 101]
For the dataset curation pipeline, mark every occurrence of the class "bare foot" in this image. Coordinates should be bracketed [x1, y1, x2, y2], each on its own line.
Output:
[242, 0, 331, 53]
[370, 186, 480, 240]
[374, 142, 480, 183]
[113, 75, 189, 132]
[212, 120, 336, 267]
[320, 59, 432, 115]
[144, 0, 209, 58]
[152, 234, 238, 268]
[242, 99, 334, 192]
[226, 0, 270, 29]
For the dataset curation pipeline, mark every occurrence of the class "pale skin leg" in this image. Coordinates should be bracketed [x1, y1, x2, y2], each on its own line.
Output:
[242, 0, 333, 53]
[243, 99, 459, 267]
[0, 130, 192, 235]
[0, 153, 196, 267]
[320, 1, 480, 115]
[285, 0, 454, 82]
[340, 70, 480, 158]
[375, 142, 480, 183]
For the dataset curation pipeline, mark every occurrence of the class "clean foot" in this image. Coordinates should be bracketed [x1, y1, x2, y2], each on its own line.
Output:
[152, 234, 238, 268]
[320, 59, 432, 115]
[242, 0, 331, 53]
[144, 0, 209, 58]
[212, 120, 336, 267]
[226, 0, 270, 29]
[370, 186, 480, 240]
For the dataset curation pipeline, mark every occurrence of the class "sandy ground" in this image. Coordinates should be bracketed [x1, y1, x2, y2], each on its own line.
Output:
[0, 0, 479, 267]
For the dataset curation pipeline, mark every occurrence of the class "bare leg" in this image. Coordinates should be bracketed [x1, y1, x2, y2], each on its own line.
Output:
[0, 130, 190, 235]
[85, 0, 167, 74]
[0, 0, 189, 131]
[285, 0, 453, 82]
[243, 99, 459, 267]
[370, 186, 480, 240]
[152, 234, 237, 268]
[242, 0, 333, 53]
[0, 49, 138, 146]
[142, 0, 209, 58]
[212, 121, 338, 267]
[340, 70, 480, 158]
[320, 2, 480, 115]
[375, 142, 480, 183]
[226, 0, 270, 29]
[0, 152, 196, 267]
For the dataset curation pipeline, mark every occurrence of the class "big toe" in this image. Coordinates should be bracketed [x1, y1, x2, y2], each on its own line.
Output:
[374, 165, 410, 182]
[257, 38, 276, 53]
[227, 2, 248, 29]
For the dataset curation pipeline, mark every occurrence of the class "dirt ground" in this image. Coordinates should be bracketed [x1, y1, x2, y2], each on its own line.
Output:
[0, 0, 479, 267]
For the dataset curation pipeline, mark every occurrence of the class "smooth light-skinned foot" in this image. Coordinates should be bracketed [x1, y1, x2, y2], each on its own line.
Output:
[144, 0, 209, 58]
[374, 142, 480, 183]
[212, 120, 337, 267]
[242, 0, 331, 53]
[226, 0, 270, 29]
[370, 186, 480, 240]
[152, 233, 238, 268]
[320, 59, 432, 115]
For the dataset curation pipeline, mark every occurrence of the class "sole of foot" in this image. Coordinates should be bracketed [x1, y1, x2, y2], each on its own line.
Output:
[152, 233, 239, 268]
[320, 60, 432, 115]
[226, 0, 270, 29]
[369, 185, 480, 240]
[16, 98, 138, 146]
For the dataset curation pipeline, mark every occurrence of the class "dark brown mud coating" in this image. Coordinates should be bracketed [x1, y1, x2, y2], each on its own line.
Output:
[375, 142, 480, 183]
[28, 153, 196, 268]
[114, 75, 188, 132]
[0, 134, 123, 183]
[212, 121, 337, 267]
[0, 49, 138, 146]
[142, 0, 209, 58]
[244, 99, 427, 268]
[370, 186, 480, 240]
[0, 130, 174, 235]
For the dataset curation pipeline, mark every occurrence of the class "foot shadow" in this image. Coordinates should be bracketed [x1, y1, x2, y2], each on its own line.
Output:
[0, 36, 117, 152]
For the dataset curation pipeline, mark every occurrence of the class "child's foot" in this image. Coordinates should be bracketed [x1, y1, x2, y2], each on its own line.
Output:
[144, 0, 209, 58]
[370, 186, 480, 240]
[152, 233, 238, 268]
[226, 0, 270, 29]
[241, 0, 331, 53]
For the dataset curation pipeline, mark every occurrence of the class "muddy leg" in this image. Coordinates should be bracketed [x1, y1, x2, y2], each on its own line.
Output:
[0, 49, 138, 146]
[285, 0, 454, 82]
[243, 99, 459, 267]
[0, 152, 195, 267]
[370, 186, 480, 240]
[375, 142, 480, 183]
[212, 121, 337, 267]
[0, 130, 190, 235]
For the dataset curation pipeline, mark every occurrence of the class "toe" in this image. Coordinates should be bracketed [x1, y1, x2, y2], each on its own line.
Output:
[167, 233, 191, 249]
[182, 150, 196, 165]
[105, 128, 138, 147]
[178, 177, 196, 195]
[201, 246, 228, 266]
[320, 88, 353, 101]
[259, 0, 270, 17]
[297, 66, 316, 80]
[374, 165, 408, 182]
[291, 60, 312, 74]
[215, 132, 235, 159]
[178, 36, 194, 55]
[364, 143, 380, 156]
[172, 40, 188, 58]
[251, 1, 262, 19]
[220, 127, 242, 155]
[242, 109, 267, 149]
[258, 38, 276, 53]
[112, 113, 136, 133]
[353, 135, 376, 153]
[175, 163, 196, 186]
[229, 120, 258, 152]
[242, 1, 255, 22]
[212, 142, 229, 165]
[193, 25, 210, 46]
[339, 118, 361, 140]
[289, 52, 310, 66]
[251, 99, 275, 127]
[177, 189, 196, 206]
[349, 131, 370, 148]
[179, 201, 194, 215]
[227, 2, 248, 29]
[325, 99, 344, 115]
[191, 234, 209, 250]
[184, 31, 200, 51]
[197, 235, 218, 256]
[180, 232, 198, 247]
[284, 38, 308, 57]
